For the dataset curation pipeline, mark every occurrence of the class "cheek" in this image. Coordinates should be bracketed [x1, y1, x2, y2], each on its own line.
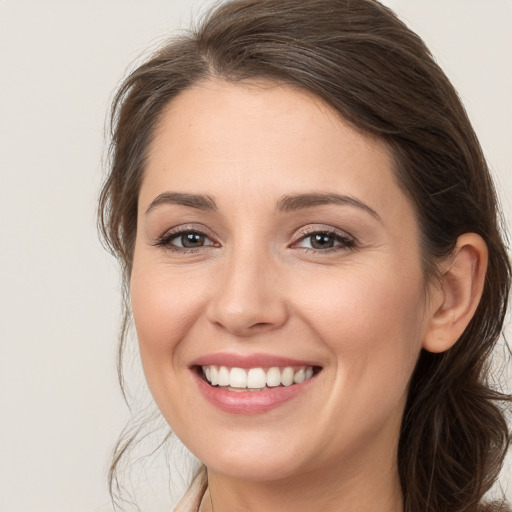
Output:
[131, 258, 205, 341]
[297, 262, 426, 386]
[129, 263, 216, 434]
[130, 263, 206, 390]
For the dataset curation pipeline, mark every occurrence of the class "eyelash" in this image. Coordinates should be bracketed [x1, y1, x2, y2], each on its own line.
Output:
[291, 228, 356, 253]
[154, 228, 217, 253]
[154, 227, 356, 254]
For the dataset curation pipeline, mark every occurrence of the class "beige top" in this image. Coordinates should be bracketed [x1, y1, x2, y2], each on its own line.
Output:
[174, 466, 212, 512]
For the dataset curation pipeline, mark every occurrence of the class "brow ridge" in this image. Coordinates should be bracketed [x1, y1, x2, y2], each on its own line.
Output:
[145, 192, 217, 214]
[276, 192, 381, 220]
[145, 191, 380, 221]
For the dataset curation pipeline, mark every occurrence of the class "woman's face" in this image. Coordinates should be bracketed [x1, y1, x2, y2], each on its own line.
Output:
[131, 80, 434, 482]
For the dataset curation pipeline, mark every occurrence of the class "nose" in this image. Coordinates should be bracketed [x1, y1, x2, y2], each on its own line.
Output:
[206, 244, 289, 337]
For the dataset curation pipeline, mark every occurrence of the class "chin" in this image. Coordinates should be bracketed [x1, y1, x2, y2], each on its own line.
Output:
[204, 451, 308, 482]
[179, 429, 315, 483]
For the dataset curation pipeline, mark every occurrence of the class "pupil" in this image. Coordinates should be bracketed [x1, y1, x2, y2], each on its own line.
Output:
[311, 233, 334, 249]
[182, 232, 204, 248]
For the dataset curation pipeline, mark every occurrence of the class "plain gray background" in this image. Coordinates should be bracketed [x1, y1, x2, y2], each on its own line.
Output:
[0, 1, 511, 511]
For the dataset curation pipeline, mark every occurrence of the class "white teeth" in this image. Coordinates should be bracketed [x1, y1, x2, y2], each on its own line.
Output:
[229, 367, 247, 388]
[281, 367, 294, 386]
[247, 368, 266, 388]
[201, 365, 316, 389]
[210, 366, 218, 385]
[266, 367, 281, 387]
[217, 366, 230, 386]
[293, 368, 305, 384]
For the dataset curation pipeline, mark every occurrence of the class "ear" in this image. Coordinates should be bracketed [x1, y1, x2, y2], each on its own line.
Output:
[422, 233, 488, 354]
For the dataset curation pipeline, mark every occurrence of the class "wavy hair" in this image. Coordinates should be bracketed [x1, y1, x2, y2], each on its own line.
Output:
[98, 0, 511, 510]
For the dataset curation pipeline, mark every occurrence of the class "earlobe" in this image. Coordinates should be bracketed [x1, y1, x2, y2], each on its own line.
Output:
[422, 233, 488, 354]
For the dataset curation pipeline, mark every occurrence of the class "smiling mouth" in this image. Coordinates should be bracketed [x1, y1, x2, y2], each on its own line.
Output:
[197, 365, 321, 391]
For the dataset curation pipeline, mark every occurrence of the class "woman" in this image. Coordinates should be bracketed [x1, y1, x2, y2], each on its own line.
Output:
[98, 0, 511, 510]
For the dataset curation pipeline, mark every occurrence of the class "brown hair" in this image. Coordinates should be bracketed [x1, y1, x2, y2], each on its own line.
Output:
[98, 0, 511, 510]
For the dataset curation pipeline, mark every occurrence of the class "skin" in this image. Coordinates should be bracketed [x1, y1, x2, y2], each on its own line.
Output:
[130, 80, 488, 512]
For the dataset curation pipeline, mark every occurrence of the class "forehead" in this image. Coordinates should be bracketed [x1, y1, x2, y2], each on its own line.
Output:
[141, 79, 406, 221]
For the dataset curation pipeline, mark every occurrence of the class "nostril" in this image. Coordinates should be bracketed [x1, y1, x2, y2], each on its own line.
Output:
[250, 321, 275, 329]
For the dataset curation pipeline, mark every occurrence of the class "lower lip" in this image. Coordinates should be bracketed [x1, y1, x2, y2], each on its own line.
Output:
[193, 370, 316, 415]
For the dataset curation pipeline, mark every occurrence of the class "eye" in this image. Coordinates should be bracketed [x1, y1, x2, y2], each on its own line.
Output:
[155, 229, 217, 251]
[293, 229, 355, 252]
[172, 231, 212, 248]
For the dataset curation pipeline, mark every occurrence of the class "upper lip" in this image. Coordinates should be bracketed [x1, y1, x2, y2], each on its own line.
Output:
[191, 352, 320, 369]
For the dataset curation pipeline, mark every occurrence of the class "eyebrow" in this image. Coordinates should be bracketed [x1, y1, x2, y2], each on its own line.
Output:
[276, 193, 381, 221]
[145, 191, 381, 221]
[145, 192, 217, 214]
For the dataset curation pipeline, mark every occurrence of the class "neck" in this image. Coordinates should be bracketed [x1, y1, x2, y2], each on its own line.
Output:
[206, 452, 403, 512]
